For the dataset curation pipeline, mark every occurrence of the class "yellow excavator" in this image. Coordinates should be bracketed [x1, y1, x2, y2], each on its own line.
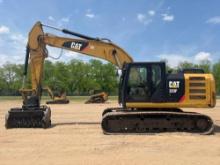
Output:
[43, 86, 69, 104]
[85, 91, 108, 104]
[21, 86, 69, 105]
[5, 21, 216, 134]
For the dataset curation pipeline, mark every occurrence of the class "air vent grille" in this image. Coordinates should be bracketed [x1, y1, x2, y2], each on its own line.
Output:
[189, 76, 206, 100]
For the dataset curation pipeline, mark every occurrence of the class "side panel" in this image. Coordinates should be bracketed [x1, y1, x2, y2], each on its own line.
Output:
[126, 73, 216, 108]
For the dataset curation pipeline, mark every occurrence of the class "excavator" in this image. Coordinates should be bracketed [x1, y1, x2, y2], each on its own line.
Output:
[85, 91, 108, 104]
[43, 86, 69, 104]
[5, 21, 216, 134]
[20, 86, 69, 105]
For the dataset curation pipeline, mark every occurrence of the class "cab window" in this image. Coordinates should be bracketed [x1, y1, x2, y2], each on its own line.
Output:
[152, 64, 162, 89]
[127, 66, 150, 101]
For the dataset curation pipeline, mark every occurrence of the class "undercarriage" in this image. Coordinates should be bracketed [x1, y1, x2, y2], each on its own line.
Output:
[101, 108, 214, 135]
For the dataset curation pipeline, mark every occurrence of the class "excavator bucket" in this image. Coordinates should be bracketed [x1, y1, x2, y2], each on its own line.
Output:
[85, 92, 108, 104]
[5, 106, 51, 128]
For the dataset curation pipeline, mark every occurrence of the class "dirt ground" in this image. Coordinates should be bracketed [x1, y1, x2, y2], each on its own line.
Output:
[0, 99, 220, 165]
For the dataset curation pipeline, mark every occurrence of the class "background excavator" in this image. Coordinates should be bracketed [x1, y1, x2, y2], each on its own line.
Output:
[20, 86, 69, 105]
[5, 21, 216, 135]
[85, 90, 108, 104]
[43, 86, 69, 104]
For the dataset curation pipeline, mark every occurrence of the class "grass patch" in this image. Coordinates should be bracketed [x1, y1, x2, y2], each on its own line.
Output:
[0, 96, 21, 100]
[67, 96, 118, 102]
[0, 95, 118, 102]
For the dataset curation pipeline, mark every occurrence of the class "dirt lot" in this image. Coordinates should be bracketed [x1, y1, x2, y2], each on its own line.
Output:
[0, 99, 220, 165]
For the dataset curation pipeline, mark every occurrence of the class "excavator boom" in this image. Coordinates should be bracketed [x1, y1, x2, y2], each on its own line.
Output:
[5, 21, 133, 128]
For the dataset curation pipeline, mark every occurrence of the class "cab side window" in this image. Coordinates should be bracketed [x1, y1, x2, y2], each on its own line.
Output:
[152, 65, 162, 90]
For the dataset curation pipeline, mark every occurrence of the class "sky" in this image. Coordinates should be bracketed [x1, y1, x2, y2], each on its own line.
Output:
[0, 0, 220, 67]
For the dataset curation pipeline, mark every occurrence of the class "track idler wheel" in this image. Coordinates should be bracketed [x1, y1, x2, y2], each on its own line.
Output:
[196, 118, 209, 132]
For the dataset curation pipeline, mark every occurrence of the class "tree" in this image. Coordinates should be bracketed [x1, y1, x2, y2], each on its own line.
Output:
[67, 59, 93, 95]
[0, 63, 23, 95]
[197, 60, 211, 73]
[178, 61, 197, 71]
[177, 60, 212, 73]
[88, 59, 118, 94]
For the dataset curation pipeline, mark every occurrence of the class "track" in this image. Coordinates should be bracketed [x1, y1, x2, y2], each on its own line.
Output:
[101, 108, 214, 135]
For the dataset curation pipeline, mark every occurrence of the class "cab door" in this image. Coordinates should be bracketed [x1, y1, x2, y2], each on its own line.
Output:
[124, 62, 166, 104]
[126, 64, 150, 102]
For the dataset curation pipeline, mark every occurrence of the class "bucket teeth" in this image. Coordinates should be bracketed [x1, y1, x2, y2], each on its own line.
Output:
[5, 106, 51, 128]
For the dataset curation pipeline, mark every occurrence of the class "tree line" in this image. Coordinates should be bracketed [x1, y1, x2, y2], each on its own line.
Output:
[0, 59, 219, 96]
[0, 59, 118, 96]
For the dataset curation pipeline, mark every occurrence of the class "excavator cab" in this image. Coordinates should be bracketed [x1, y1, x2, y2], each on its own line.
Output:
[119, 61, 215, 107]
[119, 62, 166, 105]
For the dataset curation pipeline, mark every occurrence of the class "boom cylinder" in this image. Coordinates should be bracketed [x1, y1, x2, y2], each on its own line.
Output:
[24, 46, 30, 76]
[22, 46, 30, 88]
[62, 29, 97, 40]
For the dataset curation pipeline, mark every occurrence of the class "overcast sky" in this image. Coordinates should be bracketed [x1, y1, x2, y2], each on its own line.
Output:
[0, 0, 220, 67]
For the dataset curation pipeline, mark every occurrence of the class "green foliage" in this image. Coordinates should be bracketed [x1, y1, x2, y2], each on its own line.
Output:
[178, 61, 197, 70]
[0, 63, 23, 95]
[0, 59, 118, 96]
[42, 59, 118, 95]
[197, 60, 211, 73]
[178, 60, 211, 73]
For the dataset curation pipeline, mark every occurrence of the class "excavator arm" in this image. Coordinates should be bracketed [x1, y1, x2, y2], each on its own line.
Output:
[5, 21, 133, 128]
[22, 21, 133, 99]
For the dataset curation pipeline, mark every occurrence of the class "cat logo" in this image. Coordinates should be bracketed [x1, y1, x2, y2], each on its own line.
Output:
[62, 41, 89, 51]
[169, 81, 180, 89]
[70, 42, 82, 50]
